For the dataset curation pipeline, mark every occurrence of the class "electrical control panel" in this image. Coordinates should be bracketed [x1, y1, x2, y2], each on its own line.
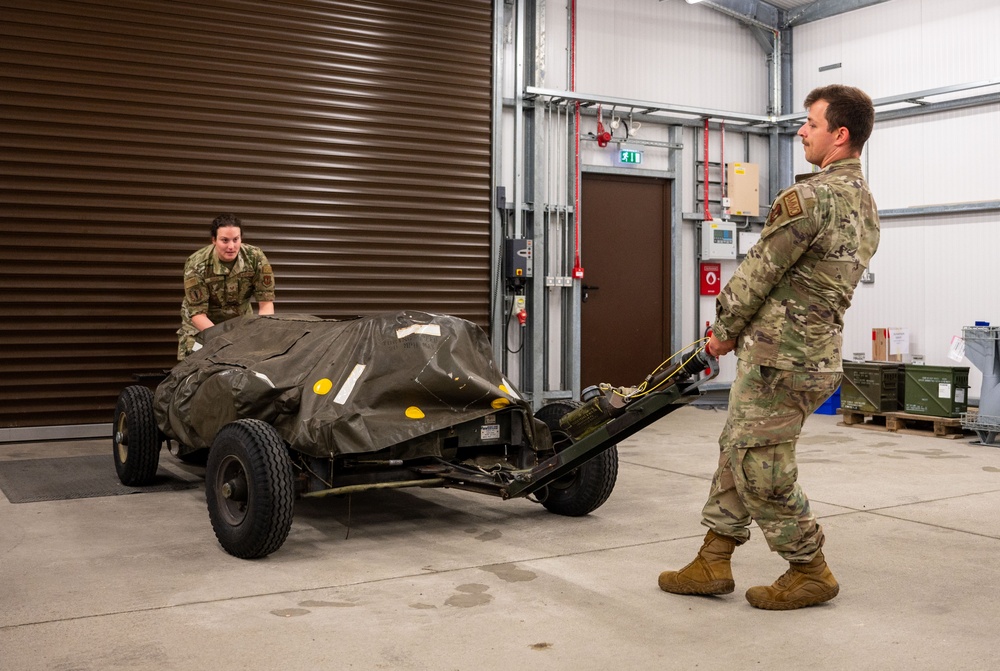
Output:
[701, 221, 737, 260]
[505, 238, 533, 279]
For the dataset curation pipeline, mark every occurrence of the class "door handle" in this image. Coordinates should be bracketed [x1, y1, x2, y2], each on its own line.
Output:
[582, 284, 599, 303]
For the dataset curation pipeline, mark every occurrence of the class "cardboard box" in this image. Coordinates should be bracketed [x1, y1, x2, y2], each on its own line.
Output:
[872, 328, 905, 362]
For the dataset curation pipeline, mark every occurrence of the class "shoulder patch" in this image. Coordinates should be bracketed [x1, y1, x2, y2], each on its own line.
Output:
[768, 202, 783, 223]
[783, 191, 803, 218]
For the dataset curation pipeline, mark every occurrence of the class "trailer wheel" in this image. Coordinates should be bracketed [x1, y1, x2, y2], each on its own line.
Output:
[534, 400, 619, 516]
[112, 385, 161, 486]
[206, 419, 294, 559]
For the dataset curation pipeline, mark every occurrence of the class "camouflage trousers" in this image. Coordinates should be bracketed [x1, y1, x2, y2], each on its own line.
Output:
[701, 358, 841, 562]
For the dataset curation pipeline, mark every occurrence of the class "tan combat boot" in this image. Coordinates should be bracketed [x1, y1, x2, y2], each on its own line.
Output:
[745, 549, 839, 610]
[658, 530, 737, 595]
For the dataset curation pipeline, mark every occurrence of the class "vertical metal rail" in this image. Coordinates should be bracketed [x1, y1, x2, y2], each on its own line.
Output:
[513, 0, 525, 242]
[490, 0, 507, 358]
[566, 101, 582, 399]
[669, 124, 685, 359]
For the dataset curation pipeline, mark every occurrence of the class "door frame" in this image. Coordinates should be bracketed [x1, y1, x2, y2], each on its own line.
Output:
[578, 156, 683, 391]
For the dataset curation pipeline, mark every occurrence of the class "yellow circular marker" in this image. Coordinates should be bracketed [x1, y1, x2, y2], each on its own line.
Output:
[491, 397, 510, 409]
[405, 406, 425, 419]
[313, 378, 333, 395]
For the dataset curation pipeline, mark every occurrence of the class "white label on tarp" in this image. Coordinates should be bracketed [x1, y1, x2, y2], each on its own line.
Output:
[502, 378, 521, 401]
[938, 382, 952, 399]
[948, 336, 966, 362]
[396, 324, 442, 339]
[481, 424, 501, 441]
[253, 371, 275, 388]
[334, 364, 367, 404]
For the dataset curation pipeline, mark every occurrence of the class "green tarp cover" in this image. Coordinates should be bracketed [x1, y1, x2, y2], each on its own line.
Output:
[154, 312, 530, 458]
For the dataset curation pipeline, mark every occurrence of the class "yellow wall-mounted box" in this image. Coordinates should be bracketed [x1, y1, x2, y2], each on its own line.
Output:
[727, 162, 759, 216]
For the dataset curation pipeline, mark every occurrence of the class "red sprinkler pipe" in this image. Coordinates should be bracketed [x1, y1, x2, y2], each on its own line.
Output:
[571, 0, 583, 279]
[703, 118, 713, 222]
[720, 120, 726, 216]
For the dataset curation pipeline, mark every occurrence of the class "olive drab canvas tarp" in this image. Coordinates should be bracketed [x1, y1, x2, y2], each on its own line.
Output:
[153, 312, 532, 458]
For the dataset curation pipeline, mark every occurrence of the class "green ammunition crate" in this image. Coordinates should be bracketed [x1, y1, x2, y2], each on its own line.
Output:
[841, 362, 901, 413]
[902, 365, 969, 417]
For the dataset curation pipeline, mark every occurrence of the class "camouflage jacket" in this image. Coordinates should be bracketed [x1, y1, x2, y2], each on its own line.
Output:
[712, 158, 879, 372]
[178, 243, 275, 337]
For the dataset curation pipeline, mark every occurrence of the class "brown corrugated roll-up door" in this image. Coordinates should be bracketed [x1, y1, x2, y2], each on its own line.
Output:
[0, 0, 493, 431]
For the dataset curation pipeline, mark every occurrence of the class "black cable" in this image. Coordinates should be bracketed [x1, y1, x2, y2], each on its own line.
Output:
[504, 290, 525, 354]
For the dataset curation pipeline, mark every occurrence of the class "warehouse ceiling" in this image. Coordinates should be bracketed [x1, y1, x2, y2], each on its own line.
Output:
[765, 0, 826, 10]
[678, 0, 893, 28]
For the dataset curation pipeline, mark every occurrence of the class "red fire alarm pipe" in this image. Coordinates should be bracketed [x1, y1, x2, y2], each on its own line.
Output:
[703, 118, 712, 222]
[571, 0, 583, 279]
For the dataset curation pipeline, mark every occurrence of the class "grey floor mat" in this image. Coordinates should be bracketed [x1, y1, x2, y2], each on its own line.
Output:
[0, 454, 199, 503]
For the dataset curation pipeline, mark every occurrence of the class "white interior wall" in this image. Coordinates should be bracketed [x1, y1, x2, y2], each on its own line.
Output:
[792, 0, 1000, 397]
[545, 0, 772, 384]
[792, 0, 1000, 100]
[502, 0, 998, 398]
[843, 212, 1000, 398]
[867, 106, 999, 209]
[571, 0, 768, 113]
[688, 129, 772, 381]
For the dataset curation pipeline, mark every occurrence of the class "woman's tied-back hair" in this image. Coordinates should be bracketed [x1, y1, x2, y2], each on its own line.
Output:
[211, 213, 242, 238]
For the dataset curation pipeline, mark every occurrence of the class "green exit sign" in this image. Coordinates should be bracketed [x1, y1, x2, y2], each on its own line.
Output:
[618, 149, 643, 165]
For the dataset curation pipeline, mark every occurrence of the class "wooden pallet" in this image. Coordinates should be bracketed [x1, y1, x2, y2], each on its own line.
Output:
[838, 409, 968, 439]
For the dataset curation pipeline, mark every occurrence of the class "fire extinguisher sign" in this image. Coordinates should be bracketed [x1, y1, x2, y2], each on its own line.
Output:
[700, 262, 721, 296]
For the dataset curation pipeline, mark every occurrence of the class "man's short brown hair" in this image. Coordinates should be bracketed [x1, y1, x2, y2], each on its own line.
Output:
[804, 85, 875, 153]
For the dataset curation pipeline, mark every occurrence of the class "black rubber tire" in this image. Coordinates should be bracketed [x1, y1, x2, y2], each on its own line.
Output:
[534, 400, 619, 516]
[205, 419, 294, 559]
[112, 385, 161, 486]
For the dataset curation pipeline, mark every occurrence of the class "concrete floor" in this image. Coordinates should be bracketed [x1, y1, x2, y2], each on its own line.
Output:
[2, 405, 999, 670]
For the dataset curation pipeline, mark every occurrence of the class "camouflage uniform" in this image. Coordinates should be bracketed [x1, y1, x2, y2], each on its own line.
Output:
[177, 243, 275, 359]
[703, 157, 879, 561]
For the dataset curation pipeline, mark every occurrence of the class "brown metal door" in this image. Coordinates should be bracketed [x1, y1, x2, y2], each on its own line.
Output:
[0, 0, 493, 430]
[580, 173, 672, 389]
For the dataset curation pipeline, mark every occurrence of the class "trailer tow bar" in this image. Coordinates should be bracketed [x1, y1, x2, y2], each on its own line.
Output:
[503, 348, 719, 500]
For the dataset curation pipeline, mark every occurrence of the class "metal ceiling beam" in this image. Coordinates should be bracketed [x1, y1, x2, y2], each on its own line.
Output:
[773, 80, 1000, 127]
[748, 25, 776, 53]
[694, 0, 781, 32]
[692, 0, 894, 30]
[874, 91, 1000, 123]
[525, 86, 773, 124]
[527, 82, 1000, 133]
[879, 201, 1000, 219]
[783, 0, 892, 28]
[869, 80, 1000, 108]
